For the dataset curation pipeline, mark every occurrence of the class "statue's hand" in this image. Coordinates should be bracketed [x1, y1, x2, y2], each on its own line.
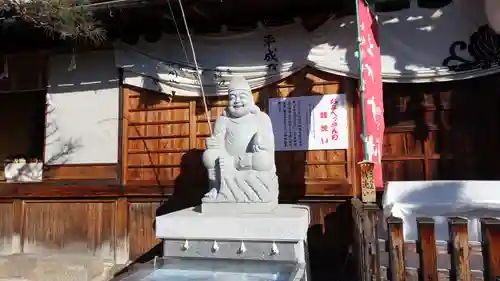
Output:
[235, 155, 252, 170]
[206, 135, 221, 149]
[251, 131, 269, 153]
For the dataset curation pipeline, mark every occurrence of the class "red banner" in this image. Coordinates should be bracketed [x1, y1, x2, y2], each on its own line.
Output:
[356, 0, 385, 190]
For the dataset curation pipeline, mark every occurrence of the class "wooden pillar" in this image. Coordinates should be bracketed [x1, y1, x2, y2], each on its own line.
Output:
[481, 218, 500, 281]
[448, 217, 471, 281]
[12, 199, 24, 253]
[120, 83, 129, 187]
[351, 198, 381, 281]
[388, 216, 406, 281]
[417, 218, 438, 281]
[115, 197, 129, 264]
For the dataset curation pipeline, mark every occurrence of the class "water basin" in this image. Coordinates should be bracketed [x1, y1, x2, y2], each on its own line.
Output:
[119, 258, 304, 281]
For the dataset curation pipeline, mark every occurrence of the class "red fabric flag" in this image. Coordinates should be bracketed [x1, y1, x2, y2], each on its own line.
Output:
[356, 0, 385, 190]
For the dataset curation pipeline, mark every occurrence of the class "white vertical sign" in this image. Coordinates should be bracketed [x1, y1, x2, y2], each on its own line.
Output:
[268, 94, 349, 151]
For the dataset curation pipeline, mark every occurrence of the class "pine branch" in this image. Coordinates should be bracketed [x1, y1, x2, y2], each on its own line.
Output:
[1, 0, 107, 45]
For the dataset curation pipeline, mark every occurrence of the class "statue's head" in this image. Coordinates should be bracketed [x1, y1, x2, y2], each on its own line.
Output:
[226, 77, 255, 118]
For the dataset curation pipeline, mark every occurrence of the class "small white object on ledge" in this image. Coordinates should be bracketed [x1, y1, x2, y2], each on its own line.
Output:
[181, 240, 189, 251]
[4, 163, 43, 183]
[270, 242, 280, 256]
[237, 241, 246, 254]
[211, 241, 219, 253]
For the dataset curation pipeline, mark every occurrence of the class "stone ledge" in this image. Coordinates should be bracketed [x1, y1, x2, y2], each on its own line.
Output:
[156, 204, 311, 241]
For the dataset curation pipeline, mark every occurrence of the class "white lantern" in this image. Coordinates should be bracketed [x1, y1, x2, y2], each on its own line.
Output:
[485, 0, 500, 34]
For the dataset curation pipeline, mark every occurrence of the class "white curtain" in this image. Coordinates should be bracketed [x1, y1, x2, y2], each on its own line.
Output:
[114, 0, 500, 96]
[308, 0, 496, 83]
[115, 23, 310, 97]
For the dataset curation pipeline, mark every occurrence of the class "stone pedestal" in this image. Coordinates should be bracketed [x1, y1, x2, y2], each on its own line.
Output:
[156, 204, 311, 270]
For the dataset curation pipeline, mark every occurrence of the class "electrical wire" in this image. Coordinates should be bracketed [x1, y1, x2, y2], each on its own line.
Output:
[177, 0, 213, 134]
[85, 0, 159, 9]
[167, 0, 190, 64]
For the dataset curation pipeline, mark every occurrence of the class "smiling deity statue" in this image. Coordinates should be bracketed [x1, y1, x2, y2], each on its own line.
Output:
[201, 77, 278, 213]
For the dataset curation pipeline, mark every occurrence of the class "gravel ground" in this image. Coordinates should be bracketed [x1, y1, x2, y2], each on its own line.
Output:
[0, 254, 127, 281]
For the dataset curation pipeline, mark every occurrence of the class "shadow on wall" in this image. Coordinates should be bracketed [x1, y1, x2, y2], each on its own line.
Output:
[306, 200, 356, 281]
[126, 89, 201, 187]
[42, 100, 82, 175]
[111, 150, 207, 279]
[44, 101, 82, 165]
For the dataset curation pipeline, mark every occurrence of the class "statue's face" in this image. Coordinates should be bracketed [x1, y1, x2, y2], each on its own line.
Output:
[228, 90, 252, 118]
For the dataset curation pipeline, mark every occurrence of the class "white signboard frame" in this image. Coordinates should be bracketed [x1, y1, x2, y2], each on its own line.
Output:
[268, 94, 349, 151]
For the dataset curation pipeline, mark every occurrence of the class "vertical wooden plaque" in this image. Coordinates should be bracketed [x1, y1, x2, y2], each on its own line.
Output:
[360, 160, 376, 203]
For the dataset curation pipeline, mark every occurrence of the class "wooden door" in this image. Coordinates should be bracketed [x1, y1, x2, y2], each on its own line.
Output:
[382, 74, 500, 181]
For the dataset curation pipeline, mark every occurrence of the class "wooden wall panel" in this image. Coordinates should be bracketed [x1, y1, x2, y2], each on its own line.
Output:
[128, 200, 162, 261]
[123, 68, 358, 198]
[0, 196, 352, 280]
[125, 94, 193, 186]
[0, 201, 14, 255]
[22, 201, 116, 261]
[44, 164, 118, 181]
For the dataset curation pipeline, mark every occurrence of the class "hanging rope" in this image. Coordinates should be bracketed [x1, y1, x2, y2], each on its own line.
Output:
[177, 0, 213, 135]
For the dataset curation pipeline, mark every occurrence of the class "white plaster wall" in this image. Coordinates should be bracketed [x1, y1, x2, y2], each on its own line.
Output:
[45, 51, 120, 164]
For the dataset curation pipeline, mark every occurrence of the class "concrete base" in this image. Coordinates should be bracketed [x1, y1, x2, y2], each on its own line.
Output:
[156, 204, 310, 241]
[201, 199, 278, 214]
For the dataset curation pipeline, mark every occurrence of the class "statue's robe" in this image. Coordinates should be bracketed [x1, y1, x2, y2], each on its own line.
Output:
[202, 110, 279, 203]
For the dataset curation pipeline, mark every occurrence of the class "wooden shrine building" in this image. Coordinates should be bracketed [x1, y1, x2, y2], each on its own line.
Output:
[0, 0, 498, 280]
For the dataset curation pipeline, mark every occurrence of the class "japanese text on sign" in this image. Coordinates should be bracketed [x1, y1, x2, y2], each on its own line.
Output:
[263, 34, 279, 71]
[269, 94, 349, 151]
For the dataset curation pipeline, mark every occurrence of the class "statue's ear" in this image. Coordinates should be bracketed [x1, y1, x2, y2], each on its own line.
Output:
[222, 108, 228, 116]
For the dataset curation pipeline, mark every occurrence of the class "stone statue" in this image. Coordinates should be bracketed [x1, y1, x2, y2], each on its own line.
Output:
[201, 76, 279, 213]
